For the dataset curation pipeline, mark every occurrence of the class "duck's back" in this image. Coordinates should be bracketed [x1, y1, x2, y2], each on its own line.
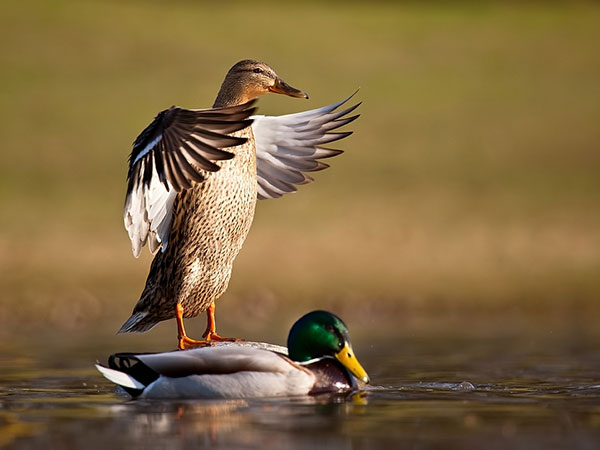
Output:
[131, 127, 257, 328]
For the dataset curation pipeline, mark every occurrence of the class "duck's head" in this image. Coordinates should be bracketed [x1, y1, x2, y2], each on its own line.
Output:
[214, 59, 308, 107]
[287, 310, 370, 384]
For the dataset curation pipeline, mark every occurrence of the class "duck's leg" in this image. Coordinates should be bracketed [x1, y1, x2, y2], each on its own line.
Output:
[176, 303, 210, 350]
[201, 301, 243, 342]
[175, 302, 242, 350]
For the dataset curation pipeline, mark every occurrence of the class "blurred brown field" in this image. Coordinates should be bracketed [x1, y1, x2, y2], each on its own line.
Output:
[1, 1, 599, 341]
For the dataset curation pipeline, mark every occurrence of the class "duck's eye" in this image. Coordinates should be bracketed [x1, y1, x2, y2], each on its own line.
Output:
[253, 68, 263, 74]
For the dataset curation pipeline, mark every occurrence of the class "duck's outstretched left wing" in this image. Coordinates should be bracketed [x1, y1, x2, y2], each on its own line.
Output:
[252, 93, 360, 200]
[124, 101, 256, 257]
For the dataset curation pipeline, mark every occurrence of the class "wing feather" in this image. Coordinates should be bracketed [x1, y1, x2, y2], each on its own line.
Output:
[135, 346, 294, 377]
[252, 92, 359, 200]
[124, 101, 256, 257]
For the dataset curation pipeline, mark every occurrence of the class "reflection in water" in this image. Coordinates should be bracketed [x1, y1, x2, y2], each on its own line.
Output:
[1, 330, 600, 449]
[102, 394, 365, 449]
[107, 400, 250, 445]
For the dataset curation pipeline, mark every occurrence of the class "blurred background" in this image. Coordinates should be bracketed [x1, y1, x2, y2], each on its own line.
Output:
[1, 0, 599, 351]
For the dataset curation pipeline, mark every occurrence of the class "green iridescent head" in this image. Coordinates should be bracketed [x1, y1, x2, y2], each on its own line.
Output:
[287, 310, 370, 383]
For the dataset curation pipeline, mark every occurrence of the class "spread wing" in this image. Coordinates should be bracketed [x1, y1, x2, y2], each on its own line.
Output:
[251, 92, 359, 199]
[124, 101, 256, 257]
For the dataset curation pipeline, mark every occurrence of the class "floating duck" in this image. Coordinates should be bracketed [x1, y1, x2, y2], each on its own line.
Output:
[99, 311, 369, 399]
[118, 60, 359, 349]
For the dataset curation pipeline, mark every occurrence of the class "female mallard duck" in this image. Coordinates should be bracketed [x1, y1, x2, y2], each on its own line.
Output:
[118, 60, 359, 349]
[99, 311, 369, 399]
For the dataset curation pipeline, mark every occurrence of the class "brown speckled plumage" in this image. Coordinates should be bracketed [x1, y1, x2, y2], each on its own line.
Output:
[127, 128, 257, 331]
[118, 60, 358, 339]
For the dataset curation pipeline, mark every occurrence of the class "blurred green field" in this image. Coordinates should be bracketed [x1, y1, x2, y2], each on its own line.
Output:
[1, 1, 599, 338]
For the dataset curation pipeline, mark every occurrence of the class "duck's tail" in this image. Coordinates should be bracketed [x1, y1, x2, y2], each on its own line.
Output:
[96, 364, 145, 391]
[96, 352, 160, 397]
[118, 311, 157, 333]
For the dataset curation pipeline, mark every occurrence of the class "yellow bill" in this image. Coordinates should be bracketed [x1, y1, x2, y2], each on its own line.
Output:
[335, 342, 370, 384]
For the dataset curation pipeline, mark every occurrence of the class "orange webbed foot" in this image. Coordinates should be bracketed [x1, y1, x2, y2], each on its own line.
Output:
[201, 330, 244, 343]
[175, 302, 243, 350]
[177, 335, 212, 350]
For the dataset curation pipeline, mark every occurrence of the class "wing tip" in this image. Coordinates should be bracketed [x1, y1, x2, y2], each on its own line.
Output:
[333, 88, 361, 109]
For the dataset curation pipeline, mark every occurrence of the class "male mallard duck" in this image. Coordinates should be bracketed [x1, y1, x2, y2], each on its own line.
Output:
[99, 311, 369, 399]
[118, 60, 359, 349]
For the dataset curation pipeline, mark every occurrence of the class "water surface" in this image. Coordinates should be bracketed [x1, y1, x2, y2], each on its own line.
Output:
[2, 325, 600, 449]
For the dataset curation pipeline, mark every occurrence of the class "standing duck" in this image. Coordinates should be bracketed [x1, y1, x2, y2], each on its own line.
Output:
[100, 311, 369, 399]
[118, 60, 359, 349]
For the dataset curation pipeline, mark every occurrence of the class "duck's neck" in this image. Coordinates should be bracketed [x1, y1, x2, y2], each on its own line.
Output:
[213, 81, 254, 108]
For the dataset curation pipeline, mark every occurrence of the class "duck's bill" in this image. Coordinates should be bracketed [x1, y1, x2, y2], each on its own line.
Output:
[335, 343, 370, 384]
[269, 78, 309, 99]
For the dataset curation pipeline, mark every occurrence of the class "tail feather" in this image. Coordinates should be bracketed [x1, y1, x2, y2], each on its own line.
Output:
[95, 364, 146, 390]
[118, 311, 157, 333]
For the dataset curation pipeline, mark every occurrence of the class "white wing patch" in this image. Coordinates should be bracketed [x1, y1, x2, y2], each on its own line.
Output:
[252, 93, 359, 199]
[124, 157, 177, 258]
